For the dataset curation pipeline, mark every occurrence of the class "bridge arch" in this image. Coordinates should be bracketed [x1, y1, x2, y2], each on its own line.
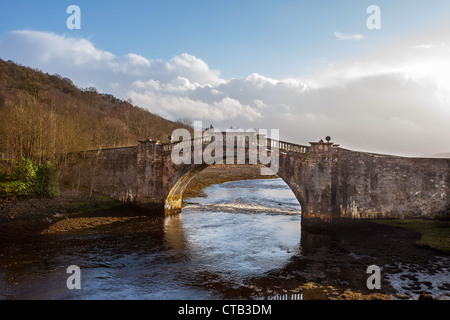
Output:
[164, 162, 307, 217]
[162, 132, 311, 216]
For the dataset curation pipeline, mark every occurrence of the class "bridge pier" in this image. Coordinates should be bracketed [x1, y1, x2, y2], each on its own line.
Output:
[164, 164, 208, 214]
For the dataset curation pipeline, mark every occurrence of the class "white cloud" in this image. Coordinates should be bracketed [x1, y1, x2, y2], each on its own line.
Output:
[5, 30, 116, 65]
[0, 30, 222, 93]
[167, 53, 223, 86]
[127, 90, 261, 122]
[125, 53, 151, 66]
[334, 31, 365, 41]
[0, 29, 449, 157]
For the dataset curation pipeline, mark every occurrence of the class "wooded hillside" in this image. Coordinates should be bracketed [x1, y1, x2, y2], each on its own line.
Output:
[0, 59, 192, 166]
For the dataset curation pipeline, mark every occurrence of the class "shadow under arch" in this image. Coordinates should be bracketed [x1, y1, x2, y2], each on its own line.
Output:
[164, 163, 307, 220]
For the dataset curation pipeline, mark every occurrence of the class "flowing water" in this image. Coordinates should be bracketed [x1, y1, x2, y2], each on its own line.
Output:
[0, 178, 448, 300]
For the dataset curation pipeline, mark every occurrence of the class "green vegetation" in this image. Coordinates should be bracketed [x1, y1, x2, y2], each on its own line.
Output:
[0, 159, 60, 198]
[376, 219, 450, 252]
[34, 161, 61, 198]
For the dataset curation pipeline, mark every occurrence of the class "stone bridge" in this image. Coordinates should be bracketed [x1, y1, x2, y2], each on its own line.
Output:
[61, 132, 450, 224]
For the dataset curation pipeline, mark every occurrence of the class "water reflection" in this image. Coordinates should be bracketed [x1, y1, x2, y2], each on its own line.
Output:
[0, 178, 302, 300]
[2, 178, 446, 300]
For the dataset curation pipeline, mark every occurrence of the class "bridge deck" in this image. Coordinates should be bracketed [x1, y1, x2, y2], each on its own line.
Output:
[162, 135, 308, 155]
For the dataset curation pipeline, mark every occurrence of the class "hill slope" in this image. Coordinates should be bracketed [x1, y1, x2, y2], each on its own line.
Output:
[0, 59, 192, 164]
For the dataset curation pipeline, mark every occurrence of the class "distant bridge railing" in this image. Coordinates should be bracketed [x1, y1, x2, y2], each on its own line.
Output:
[276, 140, 308, 154]
[162, 133, 308, 155]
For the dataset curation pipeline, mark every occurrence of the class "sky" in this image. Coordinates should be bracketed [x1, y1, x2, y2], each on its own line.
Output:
[0, 0, 450, 156]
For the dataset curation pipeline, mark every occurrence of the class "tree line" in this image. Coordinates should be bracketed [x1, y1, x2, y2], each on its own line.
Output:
[0, 59, 192, 198]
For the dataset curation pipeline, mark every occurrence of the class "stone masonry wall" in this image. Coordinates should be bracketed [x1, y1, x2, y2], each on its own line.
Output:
[60, 147, 139, 202]
[332, 148, 450, 219]
[60, 141, 450, 221]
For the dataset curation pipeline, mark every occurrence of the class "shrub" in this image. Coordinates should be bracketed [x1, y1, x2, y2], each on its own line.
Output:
[0, 172, 8, 183]
[0, 158, 60, 199]
[0, 180, 31, 198]
[11, 159, 36, 184]
[34, 161, 60, 198]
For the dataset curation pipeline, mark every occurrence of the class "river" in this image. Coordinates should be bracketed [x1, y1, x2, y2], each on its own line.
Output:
[0, 178, 448, 300]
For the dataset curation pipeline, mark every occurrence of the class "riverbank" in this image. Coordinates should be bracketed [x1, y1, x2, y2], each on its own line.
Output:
[0, 188, 134, 239]
[239, 219, 449, 300]
[376, 218, 449, 252]
[0, 165, 273, 239]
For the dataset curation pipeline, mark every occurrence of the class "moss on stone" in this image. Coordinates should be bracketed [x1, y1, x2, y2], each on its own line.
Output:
[376, 218, 450, 252]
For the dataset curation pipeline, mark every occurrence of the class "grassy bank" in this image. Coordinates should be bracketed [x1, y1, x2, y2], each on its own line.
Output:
[376, 218, 450, 252]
